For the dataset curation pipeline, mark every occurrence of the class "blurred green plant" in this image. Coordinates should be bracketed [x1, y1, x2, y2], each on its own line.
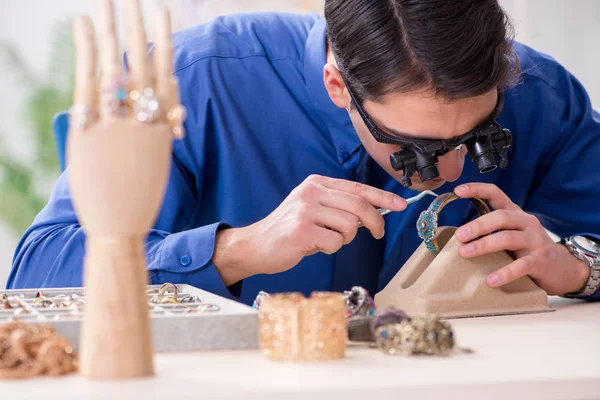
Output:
[0, 19, 74, 237]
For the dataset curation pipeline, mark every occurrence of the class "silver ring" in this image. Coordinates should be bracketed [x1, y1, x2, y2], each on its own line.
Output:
[13, 307, 29, 316]
[252, 291, 270, 310]
[130, 87, 159, 123]
[343, 286, 375, 317]
[179, 295, 201, 304]
[68, 104, 95, 130]
[196, 303, 220, 313]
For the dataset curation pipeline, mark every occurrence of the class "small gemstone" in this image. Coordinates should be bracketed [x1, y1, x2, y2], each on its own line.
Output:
[133, 88, 159, 123]
[116, 88, 126, 101]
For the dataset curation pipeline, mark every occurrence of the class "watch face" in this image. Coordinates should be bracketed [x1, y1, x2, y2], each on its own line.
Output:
[572, 236, 600, 257]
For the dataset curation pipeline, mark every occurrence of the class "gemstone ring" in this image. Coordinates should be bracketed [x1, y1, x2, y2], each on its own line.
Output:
[101, 77, 130, 118]
[343, 286, 375, 317]
[68, 104, 96, 131]
[129, 87, 160, 123]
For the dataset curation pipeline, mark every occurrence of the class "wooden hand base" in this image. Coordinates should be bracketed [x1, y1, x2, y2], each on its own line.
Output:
[375, 227, 552, 318]
[79, 237, 154, 379]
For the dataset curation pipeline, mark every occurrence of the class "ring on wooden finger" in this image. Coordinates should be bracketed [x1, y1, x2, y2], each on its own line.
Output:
[166, 104, 187, 138]
[100, 76, 130, 118]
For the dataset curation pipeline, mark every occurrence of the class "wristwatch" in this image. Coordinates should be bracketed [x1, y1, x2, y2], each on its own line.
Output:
[561, 236, 600, 298]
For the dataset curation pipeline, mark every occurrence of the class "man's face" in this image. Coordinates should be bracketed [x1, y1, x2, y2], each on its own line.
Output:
[350, 90, 498, 191]
[323, 60, 498, 191]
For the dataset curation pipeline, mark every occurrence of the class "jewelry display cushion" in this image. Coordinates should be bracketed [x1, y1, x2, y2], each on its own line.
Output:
[0, 284, 258, 352]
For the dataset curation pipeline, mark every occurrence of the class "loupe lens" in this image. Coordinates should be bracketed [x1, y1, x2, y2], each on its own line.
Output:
[474, 153, 498, 173]
[415, 152, 439, 181]
[418, 164, 440, 181]
[390, 150, 416, 171]
[468, 137, 499, 173]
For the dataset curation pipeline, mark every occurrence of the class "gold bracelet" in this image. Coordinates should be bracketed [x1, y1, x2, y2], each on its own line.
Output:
[258, 292, 347, 362]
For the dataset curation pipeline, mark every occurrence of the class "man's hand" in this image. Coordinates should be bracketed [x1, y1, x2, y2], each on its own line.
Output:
[213, 174, 407, 286]
[454, 183, 590, 295]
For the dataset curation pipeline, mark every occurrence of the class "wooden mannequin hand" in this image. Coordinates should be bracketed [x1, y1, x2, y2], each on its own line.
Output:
[67, 0, 185, 237]
[67, 0, 186, 379]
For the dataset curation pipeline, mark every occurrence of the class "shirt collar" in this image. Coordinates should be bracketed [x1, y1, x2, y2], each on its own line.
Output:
[304, 17, 363, 163]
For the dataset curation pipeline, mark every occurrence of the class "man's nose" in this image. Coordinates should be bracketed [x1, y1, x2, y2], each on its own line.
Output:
[436, 147, 466, 182]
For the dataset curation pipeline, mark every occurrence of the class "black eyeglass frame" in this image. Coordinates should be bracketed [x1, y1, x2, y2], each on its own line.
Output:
[345, 80, 505, 151]
[343, 77, 512, 188]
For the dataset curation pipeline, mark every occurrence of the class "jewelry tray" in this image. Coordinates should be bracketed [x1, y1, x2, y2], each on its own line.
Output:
[0, 284, 258, 352]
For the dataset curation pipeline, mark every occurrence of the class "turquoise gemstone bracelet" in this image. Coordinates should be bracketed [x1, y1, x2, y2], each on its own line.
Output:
[417, 192, 491, 255]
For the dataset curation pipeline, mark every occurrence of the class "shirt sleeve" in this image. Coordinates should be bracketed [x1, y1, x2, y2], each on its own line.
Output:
[521, 65, 600, 301]
[6, 158, 240, 300]
[7, 44, 247, 298]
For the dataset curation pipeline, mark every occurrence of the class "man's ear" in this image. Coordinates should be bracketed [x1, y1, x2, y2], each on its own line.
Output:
[323, 64, 351, 109]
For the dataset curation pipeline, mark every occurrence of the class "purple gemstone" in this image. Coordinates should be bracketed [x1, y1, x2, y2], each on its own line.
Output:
[371, 307, 409, 332]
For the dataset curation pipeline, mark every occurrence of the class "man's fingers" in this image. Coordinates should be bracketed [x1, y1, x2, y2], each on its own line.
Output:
[296, 175, 404, 239]
[311, 227, 345, 255]
[487, 255, 536, 287]
[455, 183, 518, 211]
[124, 0, 152, 89]
[312, 206, 359, 244]
[73, 16, 98, 112]
[460, 230, 530, 258]
[455, 209, 529, 242]
[320, 189, 386, 239]
[317, 176, 407, 211]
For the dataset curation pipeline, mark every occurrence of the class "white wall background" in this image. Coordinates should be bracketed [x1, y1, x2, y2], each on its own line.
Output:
[0, 0, 598, 286]
[501, 0, 600, 108]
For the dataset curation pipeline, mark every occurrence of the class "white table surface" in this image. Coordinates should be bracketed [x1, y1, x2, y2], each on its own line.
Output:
[1, 297, 599, 400]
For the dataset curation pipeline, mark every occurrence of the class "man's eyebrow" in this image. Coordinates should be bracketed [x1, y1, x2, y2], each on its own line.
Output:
[378, 123, 434, 141]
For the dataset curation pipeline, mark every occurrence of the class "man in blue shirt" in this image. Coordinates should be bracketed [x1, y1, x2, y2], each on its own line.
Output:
[7, 0, 600, 303]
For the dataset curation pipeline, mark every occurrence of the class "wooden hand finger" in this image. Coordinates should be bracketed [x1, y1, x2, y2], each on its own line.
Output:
[71, 16, 98, 131]
[154, 8, 186, 138]
[97, 0, 124, 119]
[124, 0, 152, 90]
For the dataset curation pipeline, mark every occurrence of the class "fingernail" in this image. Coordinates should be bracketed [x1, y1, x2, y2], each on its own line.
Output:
[393, 196, 405, 206]
[462, 243, 474, 256]
[455, 185, 468, 194]
[456, 226, 471, 240]
[487, 274, 499, 286]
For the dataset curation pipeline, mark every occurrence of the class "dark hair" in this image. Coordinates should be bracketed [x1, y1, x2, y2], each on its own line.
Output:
[325, 0, 521, 103]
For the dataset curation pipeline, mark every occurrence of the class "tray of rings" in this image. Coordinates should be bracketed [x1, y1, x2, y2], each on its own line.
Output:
[0, 283, 258, 352]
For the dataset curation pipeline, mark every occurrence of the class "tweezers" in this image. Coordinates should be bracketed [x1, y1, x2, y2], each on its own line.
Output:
[358, 190, 438, 227]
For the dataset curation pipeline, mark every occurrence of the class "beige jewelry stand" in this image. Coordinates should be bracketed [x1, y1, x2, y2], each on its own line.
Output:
[375, 227, 552, 318]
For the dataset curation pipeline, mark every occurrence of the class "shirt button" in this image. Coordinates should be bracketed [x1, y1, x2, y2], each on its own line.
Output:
[340, 150, 349, 161]
[180, 256, 191, 266]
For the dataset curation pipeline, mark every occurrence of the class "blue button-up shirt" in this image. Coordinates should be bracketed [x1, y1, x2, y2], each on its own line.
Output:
[7, 13, 600, 302]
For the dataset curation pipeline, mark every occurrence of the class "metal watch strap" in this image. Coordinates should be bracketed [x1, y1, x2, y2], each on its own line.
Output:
[562, 238, 600, 298]
[563, 262, 600, 298]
